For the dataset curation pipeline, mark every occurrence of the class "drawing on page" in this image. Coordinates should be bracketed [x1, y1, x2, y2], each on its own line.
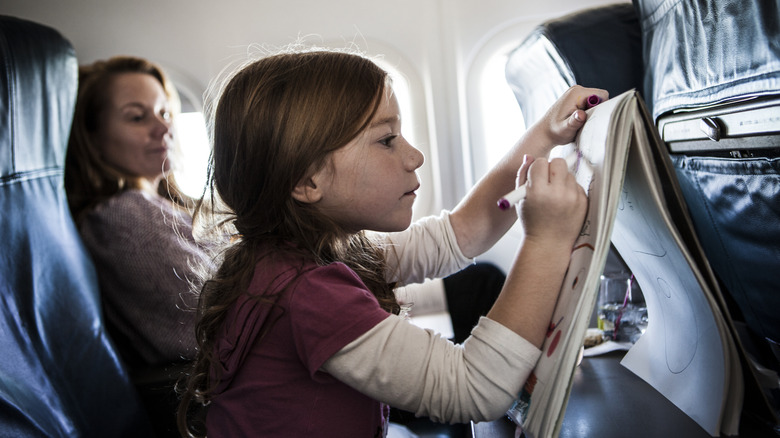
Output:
[654, 275, 699, 373]
[614, 148, 701, 375]
[618, 186, 666, 257]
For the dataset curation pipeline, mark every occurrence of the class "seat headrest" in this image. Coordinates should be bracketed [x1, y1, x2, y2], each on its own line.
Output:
[505, 3, 643, 126]
[1, 14, 77, 178]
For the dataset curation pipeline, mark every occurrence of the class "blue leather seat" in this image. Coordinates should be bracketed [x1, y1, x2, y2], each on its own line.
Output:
[0, 15, 154, 437]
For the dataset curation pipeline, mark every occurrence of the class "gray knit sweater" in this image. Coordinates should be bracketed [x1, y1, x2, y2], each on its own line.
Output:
[79, 189, 209, 372]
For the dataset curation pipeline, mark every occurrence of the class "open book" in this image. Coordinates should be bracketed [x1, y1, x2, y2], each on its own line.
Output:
[506, 90, 775, 437]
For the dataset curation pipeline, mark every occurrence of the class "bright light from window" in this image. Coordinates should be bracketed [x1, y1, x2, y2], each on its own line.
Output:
[393, 78, 414, 145]
[376, 61, 415, 147]
[479, 54, 525, 170]
[173, 112, 210, 199]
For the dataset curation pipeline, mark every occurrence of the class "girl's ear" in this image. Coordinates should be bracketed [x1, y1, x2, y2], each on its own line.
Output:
[291, 176, 323, 204]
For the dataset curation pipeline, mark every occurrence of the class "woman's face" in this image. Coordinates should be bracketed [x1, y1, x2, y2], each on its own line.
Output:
[305, 88, 425, 233]
[94, 72, 173, 184]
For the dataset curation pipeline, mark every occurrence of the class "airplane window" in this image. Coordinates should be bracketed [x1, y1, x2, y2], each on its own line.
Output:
[164, 67, 211, 200]
[173, 111, 210, 199]
[467, 51, 526, 185]
[374, 61, 416, 148]
[478, 53, 525, 170]
[465, 21, 536, 187]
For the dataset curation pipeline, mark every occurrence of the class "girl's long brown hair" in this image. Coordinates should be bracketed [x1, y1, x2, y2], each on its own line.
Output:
[177, 50, 400, 436]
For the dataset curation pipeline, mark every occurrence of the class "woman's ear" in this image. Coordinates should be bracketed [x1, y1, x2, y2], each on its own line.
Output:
[291, 176, 323, 204]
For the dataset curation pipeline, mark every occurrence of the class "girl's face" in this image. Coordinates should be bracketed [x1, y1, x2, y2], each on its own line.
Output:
[94, 72, 173, 184]
[302, 88, 425, 233]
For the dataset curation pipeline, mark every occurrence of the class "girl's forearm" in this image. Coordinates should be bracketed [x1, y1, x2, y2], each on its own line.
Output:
[448, 122, 561, 259]
[486, 236, 572, 348]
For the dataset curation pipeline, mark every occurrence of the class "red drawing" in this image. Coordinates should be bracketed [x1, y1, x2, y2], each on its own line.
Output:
[547, 330, 562, 357]
[547, 316, 563, 337]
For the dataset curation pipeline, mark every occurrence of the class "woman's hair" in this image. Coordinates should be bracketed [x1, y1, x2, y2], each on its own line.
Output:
[177, 49, 400, 436]
[64, 55, 191, 222]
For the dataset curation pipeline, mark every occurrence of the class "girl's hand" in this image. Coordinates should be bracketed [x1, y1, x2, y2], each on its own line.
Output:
[538, 85, 609, 147]
[515, 155, 587, 248]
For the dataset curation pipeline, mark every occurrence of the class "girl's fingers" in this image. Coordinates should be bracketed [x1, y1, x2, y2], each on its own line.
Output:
[568, 109, 586, 129]
[547, 157, 571, 183]
[516, 154, 535, 186]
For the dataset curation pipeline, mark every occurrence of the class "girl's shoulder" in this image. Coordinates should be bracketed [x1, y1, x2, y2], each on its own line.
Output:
[248, 254, 386, 323]
[249, 251, 367, 299]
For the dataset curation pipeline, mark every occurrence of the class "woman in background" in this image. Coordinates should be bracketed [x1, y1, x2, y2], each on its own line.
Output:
[65, 56, 208, 437]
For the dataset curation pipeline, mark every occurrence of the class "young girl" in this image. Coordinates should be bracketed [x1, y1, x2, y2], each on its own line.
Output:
[177, 49, 605, 437]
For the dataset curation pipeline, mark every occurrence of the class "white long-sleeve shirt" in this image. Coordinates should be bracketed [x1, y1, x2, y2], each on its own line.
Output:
[323, 211, 541, 423]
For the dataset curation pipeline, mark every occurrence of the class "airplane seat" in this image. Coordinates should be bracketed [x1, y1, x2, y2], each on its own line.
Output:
[505, 0, 780, 427]
[0, 15, 155, 437]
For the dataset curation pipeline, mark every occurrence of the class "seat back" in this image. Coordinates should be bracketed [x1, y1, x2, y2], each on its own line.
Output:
[505, 3, 644, 126]
[0, 15, 154, 437]
[634, 0, 780, 352]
